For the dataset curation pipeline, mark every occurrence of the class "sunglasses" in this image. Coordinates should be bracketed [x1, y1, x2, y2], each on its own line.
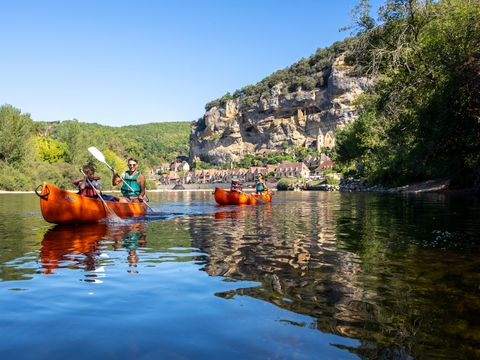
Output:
[128, 163, 137, 167]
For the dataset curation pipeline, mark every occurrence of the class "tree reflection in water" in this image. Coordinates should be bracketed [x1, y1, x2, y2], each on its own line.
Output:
[196, 195, 480, 359]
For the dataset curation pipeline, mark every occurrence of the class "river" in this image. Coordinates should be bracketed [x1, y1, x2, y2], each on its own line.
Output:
[0, 191, 479, 359]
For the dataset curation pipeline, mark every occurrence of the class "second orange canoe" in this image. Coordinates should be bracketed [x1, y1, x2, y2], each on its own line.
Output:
[214, 187, 272, 206]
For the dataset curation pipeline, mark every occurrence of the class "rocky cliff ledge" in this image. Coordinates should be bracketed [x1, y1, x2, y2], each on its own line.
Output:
[189, 55, 370, 165]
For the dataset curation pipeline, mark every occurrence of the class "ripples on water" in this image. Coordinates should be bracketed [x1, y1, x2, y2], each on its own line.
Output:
[0, 191, 479, 359]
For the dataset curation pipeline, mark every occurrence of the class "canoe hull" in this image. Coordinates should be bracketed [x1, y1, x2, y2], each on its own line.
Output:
[38, 182, 146, 224]
[214, 187, 272, 206]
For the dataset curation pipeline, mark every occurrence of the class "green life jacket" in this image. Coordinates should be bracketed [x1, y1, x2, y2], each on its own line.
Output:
[256, 182, 265, 192]
[121, 172, 142, 197]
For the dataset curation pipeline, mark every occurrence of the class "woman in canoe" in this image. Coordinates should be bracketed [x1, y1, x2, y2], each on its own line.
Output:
[255, 174, 268, 194]
[112, 158, 146, 203]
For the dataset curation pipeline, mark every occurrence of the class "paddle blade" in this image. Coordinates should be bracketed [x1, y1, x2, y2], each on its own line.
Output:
[88, 146, 106, 163]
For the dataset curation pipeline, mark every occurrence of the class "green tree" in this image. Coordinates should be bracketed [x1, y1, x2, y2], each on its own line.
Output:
[54, 120, 82, 164]
[0, 104, 34, 165]
[35, 135, 67, 164]
[334, 0, 480, 186]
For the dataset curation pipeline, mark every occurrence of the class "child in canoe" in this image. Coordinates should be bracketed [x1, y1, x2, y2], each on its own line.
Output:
[230, 177, 243, 193]
[74, 164, 119, 202]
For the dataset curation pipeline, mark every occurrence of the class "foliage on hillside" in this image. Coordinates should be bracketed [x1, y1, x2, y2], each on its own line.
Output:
[205, 40, 353, 111]
[333, 0, 480, 188]
[0, 105, 191, 191]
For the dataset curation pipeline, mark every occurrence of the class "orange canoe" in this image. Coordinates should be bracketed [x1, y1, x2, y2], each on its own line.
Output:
[214, 187, 272, 206]
[36, 182, 147, 224]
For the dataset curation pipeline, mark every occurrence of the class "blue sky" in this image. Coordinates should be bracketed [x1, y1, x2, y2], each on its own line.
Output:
[0, 0, 383, 126]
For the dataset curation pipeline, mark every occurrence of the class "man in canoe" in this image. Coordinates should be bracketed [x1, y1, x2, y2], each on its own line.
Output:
[74, 164, 119, 201]
[112, 158, 146, 202]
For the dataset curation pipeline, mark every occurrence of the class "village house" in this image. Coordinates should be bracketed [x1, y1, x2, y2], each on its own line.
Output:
[313, 160, 334, 176]
[180, 161, 190, 172]
[245, 166, 269, 182]
[159, 171, 180, 184]
[169, 160, 190, 173]
[303, 154, 319, 169]
[156, 163, 170, 174]
[275, 161, 310, 179]
[312, 155, 335, 177]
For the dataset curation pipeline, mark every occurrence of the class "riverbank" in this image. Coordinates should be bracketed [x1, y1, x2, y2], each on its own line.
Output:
[1, 178, 472, 194]
[339, 178, 453, 194]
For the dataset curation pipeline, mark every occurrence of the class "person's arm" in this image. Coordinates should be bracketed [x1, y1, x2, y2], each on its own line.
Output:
[137, 174, 146, 200]
[262, 179, 268, 190]
[94, 181, 102, 195]
[112, 171, 123, 186]
[79, 178, 87, 190]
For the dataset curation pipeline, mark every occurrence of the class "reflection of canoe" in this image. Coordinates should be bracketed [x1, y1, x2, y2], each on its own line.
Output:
[214, 187, 272, 206]
[37, 182, 146, 224]
[40, 223, 107, 274]
[214, 209, 251, 219]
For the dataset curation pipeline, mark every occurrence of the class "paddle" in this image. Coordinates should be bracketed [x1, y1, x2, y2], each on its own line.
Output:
[80, 169, 122, 222]
[88, 146, 154, 212]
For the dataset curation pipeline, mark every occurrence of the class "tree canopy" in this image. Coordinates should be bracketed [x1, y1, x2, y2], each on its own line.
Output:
[333, 0, 480, 187]
[0, 106, 191, 191]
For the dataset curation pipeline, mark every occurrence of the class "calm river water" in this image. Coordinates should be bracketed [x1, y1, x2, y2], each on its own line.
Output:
[0, 191, 479, 359]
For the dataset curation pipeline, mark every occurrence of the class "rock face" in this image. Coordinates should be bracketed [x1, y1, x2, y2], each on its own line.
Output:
[189, 55, 370, 165]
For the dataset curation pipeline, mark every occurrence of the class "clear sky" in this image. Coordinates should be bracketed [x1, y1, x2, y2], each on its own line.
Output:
[0, 0, 383, 126]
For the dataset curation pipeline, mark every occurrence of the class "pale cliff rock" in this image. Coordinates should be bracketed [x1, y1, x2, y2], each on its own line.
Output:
[190, 55, 370, 165]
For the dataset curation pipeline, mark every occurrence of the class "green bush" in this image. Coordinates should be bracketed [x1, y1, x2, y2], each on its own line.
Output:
[0, 163, 33, 191]
[146, 179, 157, 190]
[325, 175, 340, 186]
[276, 178, 295, 191]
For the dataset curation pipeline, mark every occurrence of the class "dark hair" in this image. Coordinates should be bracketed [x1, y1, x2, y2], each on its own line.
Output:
[83, 164, 95, 173]
[128, 158, 138, 164]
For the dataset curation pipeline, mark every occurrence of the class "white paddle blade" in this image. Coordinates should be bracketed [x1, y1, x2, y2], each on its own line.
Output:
[88, 146, 106, 163]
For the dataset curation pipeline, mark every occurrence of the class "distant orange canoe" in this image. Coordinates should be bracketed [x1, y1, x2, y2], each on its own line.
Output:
[214, 187, 272, 206]
[37, 182, 146, 224]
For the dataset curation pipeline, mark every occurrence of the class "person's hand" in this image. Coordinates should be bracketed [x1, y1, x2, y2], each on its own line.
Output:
[138, 194, 145, 202]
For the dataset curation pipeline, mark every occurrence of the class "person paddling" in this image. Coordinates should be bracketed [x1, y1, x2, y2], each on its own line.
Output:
[255, 174, 268, 194]
[230, 177, 243, 193]
[74, 164, 101, 197]
[75, 164, 120, 201]
[112, 158, 146, 202]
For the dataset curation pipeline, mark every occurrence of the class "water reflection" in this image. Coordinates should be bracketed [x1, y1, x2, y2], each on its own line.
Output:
[40, 222, 148, 275]
[40, 224, 106, 274]
[193, 194, 480, 359]
[0, 192, 478, 359]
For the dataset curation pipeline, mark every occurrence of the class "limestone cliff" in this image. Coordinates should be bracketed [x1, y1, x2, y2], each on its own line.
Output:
[189, 55, 370, 165]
